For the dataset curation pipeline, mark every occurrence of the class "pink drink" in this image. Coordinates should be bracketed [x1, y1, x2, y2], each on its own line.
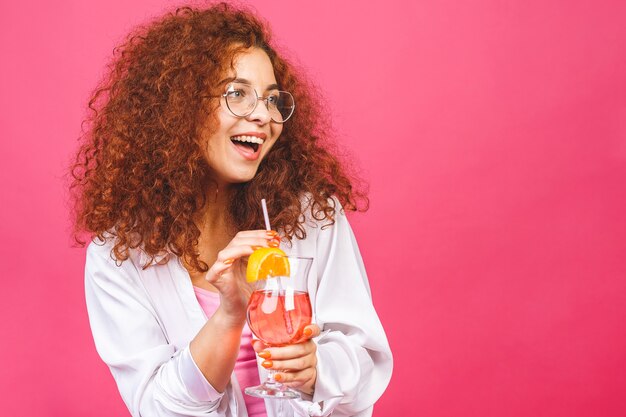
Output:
[247, 290, 312, 346]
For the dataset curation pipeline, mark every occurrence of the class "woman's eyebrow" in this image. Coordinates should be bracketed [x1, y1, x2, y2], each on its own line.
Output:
[226, 77, 280, 91]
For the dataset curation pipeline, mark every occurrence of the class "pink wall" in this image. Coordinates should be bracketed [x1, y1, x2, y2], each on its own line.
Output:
[2, 1, 625, 416]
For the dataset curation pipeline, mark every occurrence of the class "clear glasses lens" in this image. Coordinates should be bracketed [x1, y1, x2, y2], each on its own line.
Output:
[224, 83, 294, 123]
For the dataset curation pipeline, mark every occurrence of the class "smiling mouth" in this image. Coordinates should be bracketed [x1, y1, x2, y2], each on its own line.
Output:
[230, 135, 264, 152]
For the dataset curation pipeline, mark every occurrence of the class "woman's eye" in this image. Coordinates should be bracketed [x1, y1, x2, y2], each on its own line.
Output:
[267, 94, 279, 104]
[226, 89, 246, 98]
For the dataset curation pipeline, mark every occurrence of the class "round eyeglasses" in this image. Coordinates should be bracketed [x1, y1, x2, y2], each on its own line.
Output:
[222, 83, 295, 123]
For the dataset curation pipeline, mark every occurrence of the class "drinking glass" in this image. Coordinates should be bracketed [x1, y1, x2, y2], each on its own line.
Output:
[245, 256, 313, 399]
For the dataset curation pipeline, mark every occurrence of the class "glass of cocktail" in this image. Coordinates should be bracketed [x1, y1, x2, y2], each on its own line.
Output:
[245, 255, 313, 399]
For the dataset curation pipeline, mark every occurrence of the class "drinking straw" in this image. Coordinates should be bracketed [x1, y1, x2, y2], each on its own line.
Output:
[260, 199, 296, 342]
[261, 198, 271, 231]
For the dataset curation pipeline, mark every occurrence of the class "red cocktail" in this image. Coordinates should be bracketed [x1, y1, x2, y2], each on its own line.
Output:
[247, 289, 312, 346]
[245, 255, 313, 399]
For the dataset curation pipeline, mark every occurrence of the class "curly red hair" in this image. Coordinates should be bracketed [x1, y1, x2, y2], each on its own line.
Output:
[71, 2, 367, 271]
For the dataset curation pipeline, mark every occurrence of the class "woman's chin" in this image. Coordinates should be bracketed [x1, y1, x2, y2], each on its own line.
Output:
[217, 171, 258, 186]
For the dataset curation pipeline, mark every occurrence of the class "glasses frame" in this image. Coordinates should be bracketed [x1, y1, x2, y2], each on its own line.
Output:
[221, 84, 295, 124]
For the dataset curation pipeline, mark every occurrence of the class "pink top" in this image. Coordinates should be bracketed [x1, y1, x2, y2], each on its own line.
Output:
[193, 286, 267, 417]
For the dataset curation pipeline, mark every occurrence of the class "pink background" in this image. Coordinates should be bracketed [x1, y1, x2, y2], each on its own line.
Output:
[1, 0, 625, 415]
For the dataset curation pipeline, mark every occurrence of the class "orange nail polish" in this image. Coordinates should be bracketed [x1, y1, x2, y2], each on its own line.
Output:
[258, 351, 271, 359]
[262, 360, 273, 369]
[274, 373, 282, 382]
[223, 259, 234, 265]
[304, 327, 313, 337]
[251, 245, 263, 250]
[266, 230, 278, 237]
[269, 240, 279, 248]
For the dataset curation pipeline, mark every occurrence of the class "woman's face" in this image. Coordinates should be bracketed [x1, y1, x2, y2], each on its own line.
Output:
[202, 47, 284, 186]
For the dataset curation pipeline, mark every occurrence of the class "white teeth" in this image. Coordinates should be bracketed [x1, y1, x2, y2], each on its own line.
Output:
[231, 135, 264, 144]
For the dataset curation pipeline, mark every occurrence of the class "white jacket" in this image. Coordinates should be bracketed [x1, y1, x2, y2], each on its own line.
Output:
[85, 206, 393, 417]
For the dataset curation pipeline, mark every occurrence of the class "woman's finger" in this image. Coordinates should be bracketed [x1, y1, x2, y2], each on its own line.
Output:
[261, 353, 316, 373]
[205, 260, 234, 282]
[251, 339, 268, 353]
[258, 340, 316, 360]
[274, 367, 316, 386]
[302, 323, 321, 339]
[229, 232, 279, 245]
[213, 245, 255, 264]
[204, 246, 254, 282]
[224, 237, 279, 251]
[233, 230, 280, 240]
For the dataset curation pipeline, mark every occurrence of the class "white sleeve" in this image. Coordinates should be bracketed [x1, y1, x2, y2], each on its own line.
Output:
[290, 205, 394, 417]
[84, 243, 227, 417]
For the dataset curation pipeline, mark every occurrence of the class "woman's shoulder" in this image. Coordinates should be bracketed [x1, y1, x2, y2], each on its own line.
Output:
[85, 236, 152, 273]
[289, 193, 352, 252]
[86, 236, 117, 260]
[87, 232, 172, 263]
[298, 193, 346, 228]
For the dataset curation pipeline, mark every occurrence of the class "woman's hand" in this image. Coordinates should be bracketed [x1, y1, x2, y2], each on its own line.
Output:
[205, 229, 280, 322]
[252, 324, 322, 396]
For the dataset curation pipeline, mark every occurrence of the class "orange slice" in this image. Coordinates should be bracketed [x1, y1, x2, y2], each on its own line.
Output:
[246, 247, 290, 283]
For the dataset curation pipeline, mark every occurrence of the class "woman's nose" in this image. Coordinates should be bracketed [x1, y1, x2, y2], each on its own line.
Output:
[246, 97, 272, 124]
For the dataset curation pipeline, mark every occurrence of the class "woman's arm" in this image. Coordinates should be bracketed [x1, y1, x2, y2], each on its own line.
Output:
[85, 229, 274, 416]
[291, 202, 394, 417]
[189, 230, 279, 392]
[85, 243, 229, 416]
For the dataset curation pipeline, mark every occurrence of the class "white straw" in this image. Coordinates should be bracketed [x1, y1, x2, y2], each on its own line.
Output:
[261, 198, 271, 231]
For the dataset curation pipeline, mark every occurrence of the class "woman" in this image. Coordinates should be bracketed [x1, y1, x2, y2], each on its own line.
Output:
[71, 3, 392, 417]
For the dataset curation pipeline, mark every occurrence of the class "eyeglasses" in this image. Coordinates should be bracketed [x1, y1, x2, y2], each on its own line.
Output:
[221, 83, 295, 123]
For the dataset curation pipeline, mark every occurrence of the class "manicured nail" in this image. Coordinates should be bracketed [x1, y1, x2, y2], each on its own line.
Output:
[258, 351, 271, 359]
[304, 327, 313, 337]
[251, 245, 263, 250]
[274, 373, 282, 382]
[262, 360, 273, 369]
[223, 259, 234, 265]
[266, 230, 278, 237]
[268, 240, 279, 248]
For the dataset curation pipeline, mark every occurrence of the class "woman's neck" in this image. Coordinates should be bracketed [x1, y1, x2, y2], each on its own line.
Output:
[185, 183, 236, 288]
[198, 181, 234, 236]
